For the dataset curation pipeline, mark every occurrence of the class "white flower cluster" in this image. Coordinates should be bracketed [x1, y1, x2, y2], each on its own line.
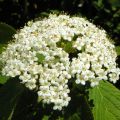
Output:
[0, 14, 120, 110]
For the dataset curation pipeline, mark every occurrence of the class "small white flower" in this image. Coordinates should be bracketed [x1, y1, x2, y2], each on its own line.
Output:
[75, 79, 81, 84]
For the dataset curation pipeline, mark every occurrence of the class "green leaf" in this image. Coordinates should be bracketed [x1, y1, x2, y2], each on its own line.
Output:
[51, 56, 60, 64]
[0, 44, 7, 54]
[57, 39, 76, 53]
[0, 78, 24, 120]
[11, 88, 38, 120]
[109, 0, 120, 7]
[0, 58, 9, 85]
[97, 0, 103, 7]
[64, 42, 73, 53]
[56, 117, 64, 120]
[115, 46, 120, 56]
[42, 115, 49, 120]
[0, 23, 16, 54]
[49, 10, 60, 15]
[67, 113, 81, 120]
[36, 53, 45, 64]
[64, 85, 93, 120]
[93, 0, 104, 10]
[0, 74, 10, 84]
[89, 81, 120, 120]
[0, 23, 16, 44]
[35, 12, 49, 18]
[39, 12, 49, 17]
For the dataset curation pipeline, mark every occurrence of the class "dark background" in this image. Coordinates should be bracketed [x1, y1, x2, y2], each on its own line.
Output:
[0, 0, 120, 43]
[0, 0, 120, 87]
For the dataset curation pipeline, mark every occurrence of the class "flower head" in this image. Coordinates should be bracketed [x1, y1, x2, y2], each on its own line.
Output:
[0, 14, 120, 110]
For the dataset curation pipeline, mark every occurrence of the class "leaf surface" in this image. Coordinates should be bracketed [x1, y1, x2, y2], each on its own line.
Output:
[36, 53, 45, 64]
[115, 46, 120, 56]
[0, 74, 10, 84]
[0, 23, 16, 44]
[89, 81, 120, 120]
[0, 78, 24, 120]
[0, 23, 16, 54]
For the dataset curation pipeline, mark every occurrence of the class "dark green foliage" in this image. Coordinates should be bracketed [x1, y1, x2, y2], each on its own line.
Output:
[36, 53, 45, 64]
[63, 88, 93, 120]
[116, 46, 120, 56]
[57, 39, 77, 53]
[0, 23, 16, 44]
[0, 77, 94, 120]
[0, 78, 25, 120]
[0, 23, 16, 54]
[11, 87, 38, 120]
